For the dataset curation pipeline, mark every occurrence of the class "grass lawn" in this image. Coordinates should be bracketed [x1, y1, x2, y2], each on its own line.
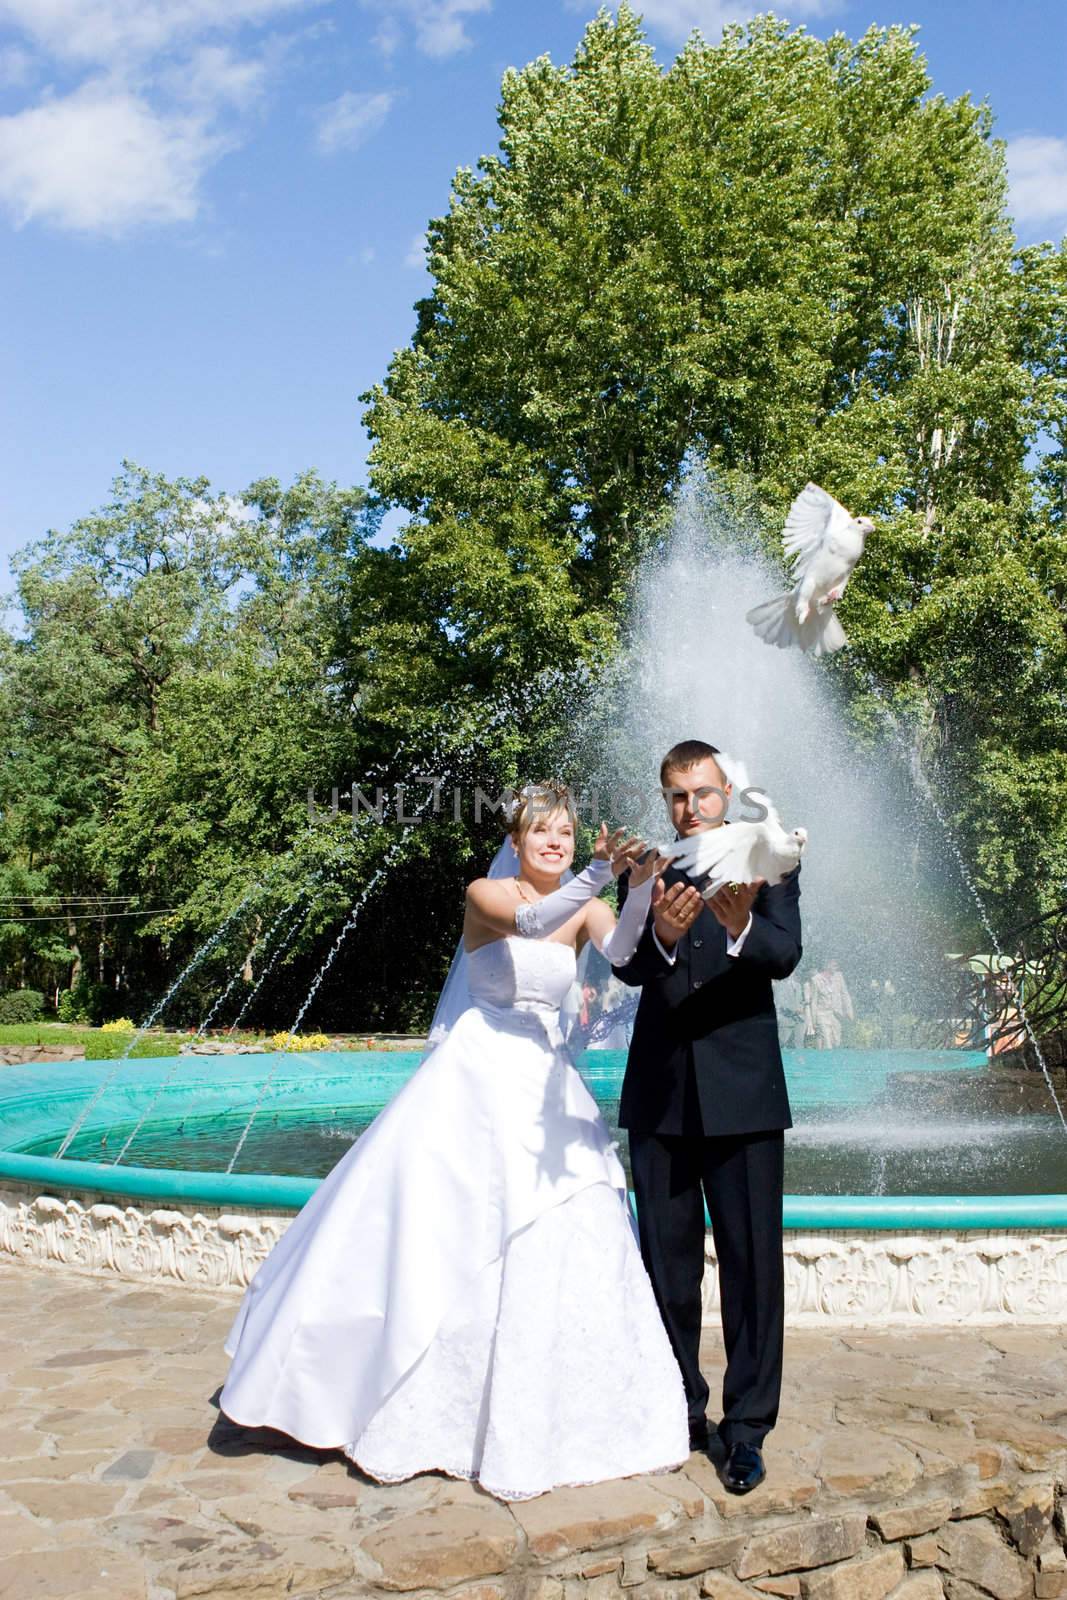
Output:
[0, 1022, 426, 1056]
[0, 1021, 146, 1050]
[0, 1022, 187, 1059]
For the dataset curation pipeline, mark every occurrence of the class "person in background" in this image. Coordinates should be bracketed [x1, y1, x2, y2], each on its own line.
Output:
[776, 970, 810, 1048]
[805, 959, 853, 1048]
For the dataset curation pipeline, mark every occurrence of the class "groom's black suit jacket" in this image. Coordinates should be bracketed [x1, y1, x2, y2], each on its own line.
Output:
[611, 859, 802, 1138]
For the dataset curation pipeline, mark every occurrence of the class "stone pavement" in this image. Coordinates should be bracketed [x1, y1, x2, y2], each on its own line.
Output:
[1, 1261, 1066, 1600]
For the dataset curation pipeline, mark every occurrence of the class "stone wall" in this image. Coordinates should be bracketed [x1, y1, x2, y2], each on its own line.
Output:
[1, 1183, 1066, 1324]
[0, 1044, 84, 1065]
[2, 1236, 1065, 1599]
[351, 1448, 1067, 1600]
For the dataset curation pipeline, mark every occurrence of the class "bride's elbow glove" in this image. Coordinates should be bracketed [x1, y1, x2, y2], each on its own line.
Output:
[597, 874, 654, 967]
[514, 859, 613, 938]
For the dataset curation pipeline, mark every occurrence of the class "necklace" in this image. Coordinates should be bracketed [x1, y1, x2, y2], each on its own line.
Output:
[514, 879, 542, 905]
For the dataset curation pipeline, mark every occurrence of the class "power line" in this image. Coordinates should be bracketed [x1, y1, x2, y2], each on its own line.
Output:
[0, 899, 146, 908]
[0, 908, 182, 924]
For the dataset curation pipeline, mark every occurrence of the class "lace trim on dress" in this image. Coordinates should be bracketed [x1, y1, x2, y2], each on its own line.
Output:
[342, 1445, 691, 1503]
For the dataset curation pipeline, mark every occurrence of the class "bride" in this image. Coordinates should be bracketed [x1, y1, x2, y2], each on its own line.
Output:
[219, 782, 691, 1501]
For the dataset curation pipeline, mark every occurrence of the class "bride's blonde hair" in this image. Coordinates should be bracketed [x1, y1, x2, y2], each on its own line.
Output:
[506, 781, 578, 843]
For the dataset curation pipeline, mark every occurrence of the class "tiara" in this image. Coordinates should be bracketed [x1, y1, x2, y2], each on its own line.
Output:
[503, 781, 573, 827]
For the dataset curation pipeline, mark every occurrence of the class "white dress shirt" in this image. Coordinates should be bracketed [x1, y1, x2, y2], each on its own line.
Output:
[651, 910, 753, 967]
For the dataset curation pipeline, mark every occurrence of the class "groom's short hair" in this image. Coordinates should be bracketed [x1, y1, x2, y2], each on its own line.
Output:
[659, 739, 721, 788]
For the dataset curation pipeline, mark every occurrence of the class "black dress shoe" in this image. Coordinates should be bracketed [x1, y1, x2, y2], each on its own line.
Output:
[688, 1417, 709, 1451]
[721, 1441, 766, 1494]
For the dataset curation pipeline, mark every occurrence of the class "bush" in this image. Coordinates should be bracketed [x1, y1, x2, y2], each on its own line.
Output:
[844, 1017, 883, 1049]
[269, 1030, 332, 1052]
[57, 989, 85, 1023]
[0, 989, 44, 1024]
[100, 1017, 135, 1033]
[57, 980, 107, 1024]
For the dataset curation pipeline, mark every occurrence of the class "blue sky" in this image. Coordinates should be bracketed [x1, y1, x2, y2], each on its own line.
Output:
[1, 0, 1065, 606]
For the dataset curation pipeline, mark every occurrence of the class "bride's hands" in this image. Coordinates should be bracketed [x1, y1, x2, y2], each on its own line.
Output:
[592, 821, 632, 870]
[627, 851, 675, 889]
[593, 821, 670, 884]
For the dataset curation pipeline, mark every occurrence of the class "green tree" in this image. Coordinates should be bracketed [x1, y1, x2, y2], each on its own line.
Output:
[361, 4, 1067, 925]
[0, 465, 373, 1016]
[0, 460, 575, 1027]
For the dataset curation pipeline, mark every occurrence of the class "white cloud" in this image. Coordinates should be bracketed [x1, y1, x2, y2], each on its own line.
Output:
[360, 0, 491, 60]
[0, 0, 319, 232]
[189, 492, 257, 528]
[167, 44, 270, 111]
[622, 0, 757, 35]
[404, 230, 426, 268]
[0, 0, 315, 66]
[0, 82, 219, 230]
[316, 88, 394, 153]
[1006, 135, 1067, 228]
[0, 43, 34, 86]
[564, 0, 839, 42]
[219, 492, 258, 525]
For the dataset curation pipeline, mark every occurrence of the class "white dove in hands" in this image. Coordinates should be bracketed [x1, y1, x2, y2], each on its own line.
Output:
[665, 806, 808, 896]
[746, 482, 874, 656]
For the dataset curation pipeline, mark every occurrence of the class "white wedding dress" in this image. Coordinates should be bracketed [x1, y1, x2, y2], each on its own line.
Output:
[219, 933, 689, 1501]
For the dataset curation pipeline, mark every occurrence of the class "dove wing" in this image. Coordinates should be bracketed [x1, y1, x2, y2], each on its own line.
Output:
[782, 482, 854, 583]
[744, 786, 782, 832]
[665, 824, 758, 890]
[715, 749, 751, 795]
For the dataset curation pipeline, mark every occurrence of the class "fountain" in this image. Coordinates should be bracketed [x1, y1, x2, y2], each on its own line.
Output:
[0, 479, 1064, 1321]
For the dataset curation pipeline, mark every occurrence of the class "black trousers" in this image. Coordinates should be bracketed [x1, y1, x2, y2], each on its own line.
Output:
[628, 1127, 785, 1448]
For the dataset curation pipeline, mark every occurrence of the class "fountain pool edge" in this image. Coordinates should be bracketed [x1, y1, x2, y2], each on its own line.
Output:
[2, 1150, 1066, 1326]
[2, 1055, 1065, 1323]
[2, 1147, 1067, 1228]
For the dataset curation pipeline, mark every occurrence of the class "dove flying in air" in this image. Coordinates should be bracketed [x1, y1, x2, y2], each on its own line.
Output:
[746, 482, 874, 655]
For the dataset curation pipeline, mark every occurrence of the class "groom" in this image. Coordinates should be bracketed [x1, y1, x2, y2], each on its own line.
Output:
[611, 739, 802, 1494]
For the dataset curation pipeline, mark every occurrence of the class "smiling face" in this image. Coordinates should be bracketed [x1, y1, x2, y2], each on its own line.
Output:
[515, 803, 576, 877]
[662, 756, 731, 838]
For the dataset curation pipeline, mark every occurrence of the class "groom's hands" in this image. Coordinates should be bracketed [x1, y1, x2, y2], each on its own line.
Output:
[651, 878, 703, 949]
[705, 879, 765, 940]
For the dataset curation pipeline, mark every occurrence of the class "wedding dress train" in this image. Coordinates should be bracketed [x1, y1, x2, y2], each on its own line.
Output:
[219, 933, 689, 1501]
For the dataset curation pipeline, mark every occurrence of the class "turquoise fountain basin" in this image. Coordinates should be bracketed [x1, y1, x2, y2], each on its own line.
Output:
[2, 1046, 1065, 1226]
